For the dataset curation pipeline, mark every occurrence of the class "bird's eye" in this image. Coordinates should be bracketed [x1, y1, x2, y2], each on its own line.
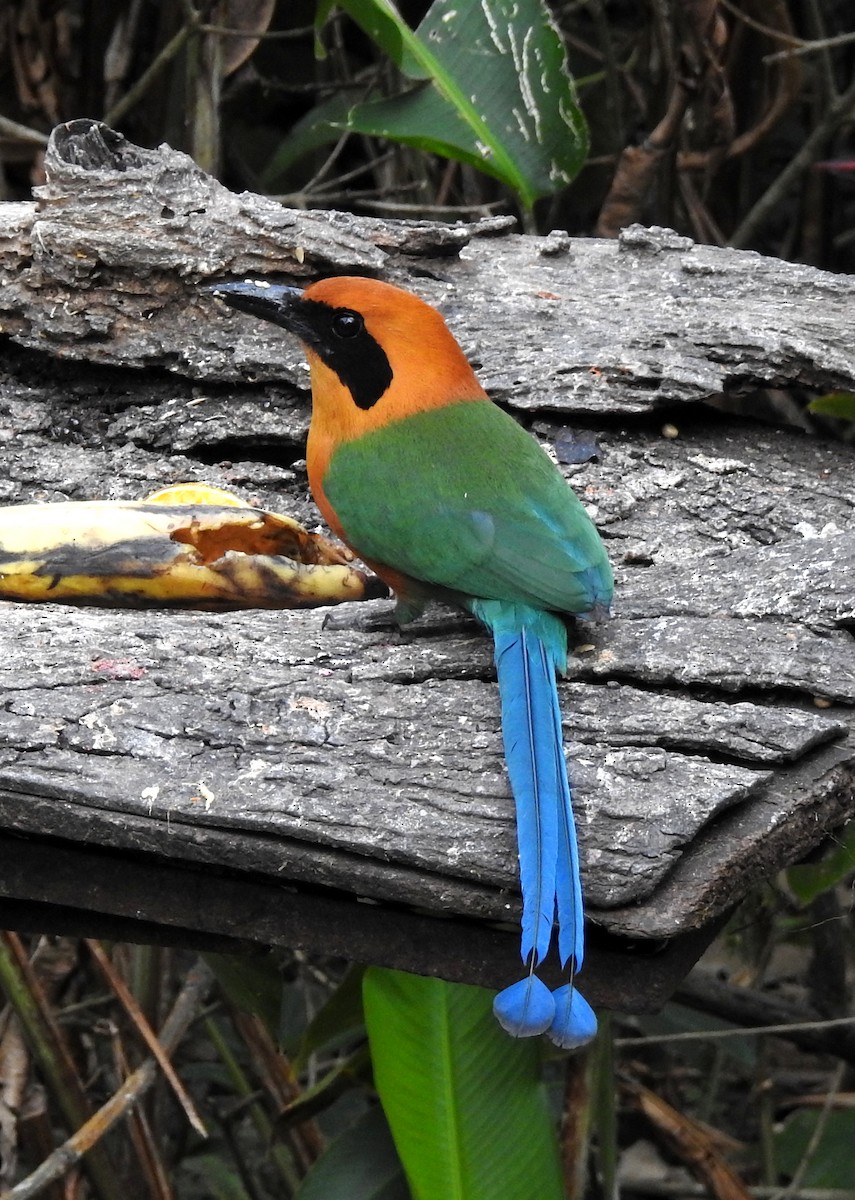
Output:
[331, 310, 363, 339]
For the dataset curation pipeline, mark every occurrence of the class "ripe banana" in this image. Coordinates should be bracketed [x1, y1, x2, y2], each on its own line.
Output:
[0, 484, 388, 609]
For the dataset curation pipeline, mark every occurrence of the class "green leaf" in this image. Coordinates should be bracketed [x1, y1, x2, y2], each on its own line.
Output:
[807, 391, 855, 421]
[785, 821, 855, 905]
[774, 1109, 855, 1187]
[313, 0, 335, 58]
[310, 0, 588, 209]
[296, 1105, 410, 1200]
[363, 968, 564, 1200]
[279, 1045, 372, 1130]
[260, 89, 355, 187]
[342, 87, 503, 181]
[331, 0, 428, 79]
[294, 965, 366, 1069]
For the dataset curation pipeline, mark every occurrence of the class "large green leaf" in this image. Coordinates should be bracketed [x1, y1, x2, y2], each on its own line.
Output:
[363, 968, 564, 1200]
[774, 1109, 855, 1187]
[179, 1153, 256, 1200]
[203, 952, 283, 1043]
[294, 964, 366, 1069]
[345, 0, 588, 206]
[267, 0, 588, 208]
[317, 0, 427, 79]
[260, 89, 354, 189]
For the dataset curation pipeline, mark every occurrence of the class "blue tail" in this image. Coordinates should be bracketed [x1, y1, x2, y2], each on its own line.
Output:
[470, 600, 597, 1048]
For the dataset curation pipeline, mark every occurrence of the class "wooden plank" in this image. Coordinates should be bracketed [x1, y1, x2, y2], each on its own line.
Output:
[0, 833, 719, 1012]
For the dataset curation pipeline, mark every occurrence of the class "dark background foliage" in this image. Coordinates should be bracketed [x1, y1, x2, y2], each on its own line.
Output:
[1, 0, 855, 265]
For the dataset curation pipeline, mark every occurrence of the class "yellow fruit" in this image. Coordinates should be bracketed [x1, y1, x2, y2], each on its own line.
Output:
[0, 493, 387, 609]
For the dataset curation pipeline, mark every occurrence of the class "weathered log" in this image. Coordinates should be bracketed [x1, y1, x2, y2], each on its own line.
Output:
[0, 119, 853, 1013]
[1, 120, 854, 414]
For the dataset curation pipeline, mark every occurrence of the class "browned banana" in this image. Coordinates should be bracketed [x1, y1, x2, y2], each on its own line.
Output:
[0, 485, 388, 609]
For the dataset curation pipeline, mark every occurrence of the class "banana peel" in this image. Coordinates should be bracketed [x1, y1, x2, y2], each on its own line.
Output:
[0, 484, 389, 610]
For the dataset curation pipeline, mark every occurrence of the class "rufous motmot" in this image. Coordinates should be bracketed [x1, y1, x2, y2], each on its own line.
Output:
[209, 276, 613, 1047]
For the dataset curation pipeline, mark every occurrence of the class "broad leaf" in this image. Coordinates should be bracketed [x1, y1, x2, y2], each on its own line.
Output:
[260, 89, 355, 187]
[363, 968, 564, 1200]
[341, 0, 588, 206]
[785, 820, 855, 905]
[317, 0, 427, 78]
[294, 965, 366, 1069]
[774, 1109, 855, 1187]
[203, 952, 283, 1043]
[268, 0, 588, 208]
[179, 1152, 256, 1200]
[278, 1045, 372, 1129]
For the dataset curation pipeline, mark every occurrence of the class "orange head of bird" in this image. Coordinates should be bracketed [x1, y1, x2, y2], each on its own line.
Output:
[208, 275, 487, 438]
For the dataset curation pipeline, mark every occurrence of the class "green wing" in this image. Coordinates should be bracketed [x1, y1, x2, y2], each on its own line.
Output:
[324, 400, 613, 616]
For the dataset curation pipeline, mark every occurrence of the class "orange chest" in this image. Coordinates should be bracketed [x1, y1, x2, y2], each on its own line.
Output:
[305, 421, 345, 540]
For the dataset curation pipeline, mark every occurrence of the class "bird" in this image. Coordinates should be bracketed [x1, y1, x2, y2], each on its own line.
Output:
[208, 275, 613, 1048]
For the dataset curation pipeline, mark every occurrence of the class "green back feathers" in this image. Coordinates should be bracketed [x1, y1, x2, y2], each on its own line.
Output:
[323, 400, 613, 617]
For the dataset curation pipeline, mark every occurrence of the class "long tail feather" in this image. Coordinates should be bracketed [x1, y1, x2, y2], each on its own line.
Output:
[493, 626, 559, 967]
[552, 697, 584, 971]
[550, 696, 597, 1045]
[473, 599, 595, 1045]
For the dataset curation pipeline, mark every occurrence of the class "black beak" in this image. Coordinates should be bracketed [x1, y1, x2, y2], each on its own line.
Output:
[205, 280, 304, 332]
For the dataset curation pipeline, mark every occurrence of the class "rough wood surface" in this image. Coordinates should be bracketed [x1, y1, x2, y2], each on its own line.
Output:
[0, 121, 853, 1007]
[1, 120, 855, 415]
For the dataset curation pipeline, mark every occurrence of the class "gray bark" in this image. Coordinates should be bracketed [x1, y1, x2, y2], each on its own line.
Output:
[0, 120, 853, 1009]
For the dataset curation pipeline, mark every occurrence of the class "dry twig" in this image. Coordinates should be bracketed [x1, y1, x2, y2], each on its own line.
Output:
[84, 941, 206, 1138]
[3, 959, 213, 1200]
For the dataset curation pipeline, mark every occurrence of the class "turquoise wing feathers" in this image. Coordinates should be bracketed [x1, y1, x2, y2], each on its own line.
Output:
[322, 400, 613, 618]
